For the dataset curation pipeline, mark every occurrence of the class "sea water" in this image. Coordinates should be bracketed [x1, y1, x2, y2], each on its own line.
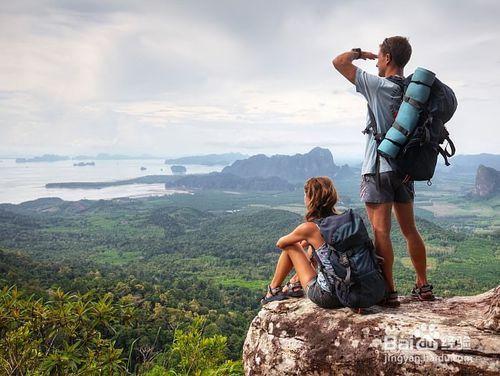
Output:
[0, 159, 224, 204]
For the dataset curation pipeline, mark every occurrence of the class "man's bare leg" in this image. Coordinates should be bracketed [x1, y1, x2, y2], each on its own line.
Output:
[393, 202, 428, 287]
[365, 202, 395, 291]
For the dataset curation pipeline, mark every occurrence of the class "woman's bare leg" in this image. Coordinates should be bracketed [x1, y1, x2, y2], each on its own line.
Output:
[270, 251, 294, 289]
[282, 273, 300, 292]
[283, 243, 311, 292]
[268, 243, 316, 296]
[285, 243, 317, 288]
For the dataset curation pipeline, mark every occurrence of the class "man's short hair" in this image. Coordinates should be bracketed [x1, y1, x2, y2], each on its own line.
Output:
[380, 36, 412, 68]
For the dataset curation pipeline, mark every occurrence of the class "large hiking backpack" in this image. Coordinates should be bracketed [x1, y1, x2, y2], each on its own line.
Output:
[364, 75, 457, 184]
[313, 209, 386, 308]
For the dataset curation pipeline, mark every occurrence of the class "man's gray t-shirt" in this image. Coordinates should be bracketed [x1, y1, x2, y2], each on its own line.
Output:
[355, 68, 402, 175]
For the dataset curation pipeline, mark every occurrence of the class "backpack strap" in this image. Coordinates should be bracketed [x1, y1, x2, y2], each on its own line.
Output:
[392, 121, 410, 137]
[339, 250, 352, 286]
[362, 104, 378, 136]
[310, 244, 345, 284]
[438, 147, 450, 166]
[312, 218, 352, 286]
[387, 75, 407, 96]
[363, 105, 384, 190]
[403, 95, 426, 110]
[361, 76, 406, 189]
[437, 136, 456, 166]
[410, 79, 433, 88]
[444, 136, 456, 157]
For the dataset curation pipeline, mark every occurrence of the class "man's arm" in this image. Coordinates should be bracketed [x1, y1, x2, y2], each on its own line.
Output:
[332, 50, 377, 84]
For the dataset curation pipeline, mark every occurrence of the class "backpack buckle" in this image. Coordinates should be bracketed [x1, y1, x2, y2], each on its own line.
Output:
[339, 253, 349, 267]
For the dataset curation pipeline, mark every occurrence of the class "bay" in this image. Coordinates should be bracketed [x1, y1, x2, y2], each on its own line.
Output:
[0, 159, 224, 204]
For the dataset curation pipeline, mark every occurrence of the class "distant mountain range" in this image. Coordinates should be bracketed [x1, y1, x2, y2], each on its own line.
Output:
[438, 153, 500, 173]
[166, 172, 294, 191]
[222, 147, 351, 183]
[42, 148, 352, 192]
[16, 154, 69, 163]
[163, 147, 353, 191]
[74, 153, 159, 160]
[14, 153, 163, 162]
[164, 153, 248, 166]
[11, 152, 249, 164]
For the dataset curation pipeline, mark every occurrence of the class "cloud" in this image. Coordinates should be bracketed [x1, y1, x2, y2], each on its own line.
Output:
[0, 0, 499, 157]
[111, 84, 363, 126]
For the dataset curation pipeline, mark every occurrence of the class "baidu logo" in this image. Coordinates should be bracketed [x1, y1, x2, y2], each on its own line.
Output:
[383, 323, 471, 352]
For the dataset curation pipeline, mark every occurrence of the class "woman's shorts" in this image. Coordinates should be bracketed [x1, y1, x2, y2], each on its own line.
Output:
[305, 277, 343, 309]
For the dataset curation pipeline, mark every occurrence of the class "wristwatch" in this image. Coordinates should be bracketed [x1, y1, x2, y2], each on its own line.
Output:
[351, 48, 362, 59]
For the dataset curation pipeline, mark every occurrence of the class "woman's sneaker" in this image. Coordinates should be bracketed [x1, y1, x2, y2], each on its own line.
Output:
[411, 283, 435, 301]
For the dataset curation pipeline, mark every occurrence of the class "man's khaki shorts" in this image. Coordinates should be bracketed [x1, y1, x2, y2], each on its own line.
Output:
[360, 171, 414, 204]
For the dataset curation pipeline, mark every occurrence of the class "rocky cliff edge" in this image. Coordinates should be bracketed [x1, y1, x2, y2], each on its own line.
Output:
[243, 286, 500, 375]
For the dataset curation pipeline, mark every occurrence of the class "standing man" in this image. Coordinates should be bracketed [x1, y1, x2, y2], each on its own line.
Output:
[332, 36, 434, 306]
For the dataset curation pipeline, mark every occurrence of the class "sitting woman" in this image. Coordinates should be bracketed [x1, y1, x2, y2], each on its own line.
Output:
[261, 176, 343, 308]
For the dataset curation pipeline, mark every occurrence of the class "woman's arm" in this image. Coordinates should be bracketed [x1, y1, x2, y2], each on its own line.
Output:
[276, 222, 316, 249]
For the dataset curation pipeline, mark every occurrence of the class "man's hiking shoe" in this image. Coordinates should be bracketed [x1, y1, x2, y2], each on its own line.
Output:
[411, 283, 435, 301]
[378, 291, 400, 307]
[282, 280, 304, 298]
[260, 285, 288, 305]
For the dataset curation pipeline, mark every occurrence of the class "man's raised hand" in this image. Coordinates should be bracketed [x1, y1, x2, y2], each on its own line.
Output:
[360, 51, 377, 60]
[333, 49, 377, 84]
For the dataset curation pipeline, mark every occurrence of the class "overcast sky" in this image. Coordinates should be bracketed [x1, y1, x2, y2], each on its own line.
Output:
[0, 0, 499, 160]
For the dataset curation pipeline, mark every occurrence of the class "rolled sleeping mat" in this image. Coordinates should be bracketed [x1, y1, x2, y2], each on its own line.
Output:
[377, 67, 436, 158]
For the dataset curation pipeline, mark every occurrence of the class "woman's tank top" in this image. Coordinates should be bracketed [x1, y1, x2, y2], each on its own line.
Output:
[313, 242, 335, 293]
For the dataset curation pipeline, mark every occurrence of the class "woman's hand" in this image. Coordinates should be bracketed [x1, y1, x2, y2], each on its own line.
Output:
[276, 223, 308, 249]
